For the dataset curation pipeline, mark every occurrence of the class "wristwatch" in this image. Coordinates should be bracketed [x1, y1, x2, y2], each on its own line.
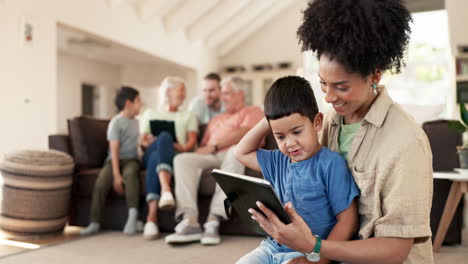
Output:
[305, 235, 321, 262]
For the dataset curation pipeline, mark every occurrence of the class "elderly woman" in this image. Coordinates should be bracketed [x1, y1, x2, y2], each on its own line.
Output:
[139, 76, 198, 240]
[248, 1, 433, 264]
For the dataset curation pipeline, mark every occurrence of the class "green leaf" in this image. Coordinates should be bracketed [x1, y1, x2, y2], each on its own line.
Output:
[448, 120, 467, 134]
[461, 103, 468, 127]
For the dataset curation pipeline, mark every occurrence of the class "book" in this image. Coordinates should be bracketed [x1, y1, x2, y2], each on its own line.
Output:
[211, 169, 291, 236]
[149, 120, 177, 142]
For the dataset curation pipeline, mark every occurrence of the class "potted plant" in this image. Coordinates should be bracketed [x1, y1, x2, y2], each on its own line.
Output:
[448, 103, 468, 168]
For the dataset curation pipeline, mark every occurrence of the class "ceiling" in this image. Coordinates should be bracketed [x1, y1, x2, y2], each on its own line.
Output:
[57, 24, 191, 72]
[58, 0, 445, 67]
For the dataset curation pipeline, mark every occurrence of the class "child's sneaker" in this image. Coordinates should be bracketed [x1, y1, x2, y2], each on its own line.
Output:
[123, 208, 138, 235]
[80, 222, 100, 235]
[159, 192, 175, 210]
[201, 220, 221, 245]
[143, 221, 159, 240]
[165, 219, 202, 244]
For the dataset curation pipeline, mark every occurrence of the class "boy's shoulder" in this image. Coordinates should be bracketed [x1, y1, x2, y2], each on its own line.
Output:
[257, 149, 288, 165]
[109, 114, 138, 129]
[108, 114, 122, 126]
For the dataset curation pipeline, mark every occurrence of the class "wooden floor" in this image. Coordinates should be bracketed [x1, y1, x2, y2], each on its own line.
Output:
[0, 226, 81, 258]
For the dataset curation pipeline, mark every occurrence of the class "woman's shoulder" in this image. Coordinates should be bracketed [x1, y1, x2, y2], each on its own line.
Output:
[139, 108, 157, 118]
[176, 109, 197, 119]
[372, 103, 431, 164]
[384, 103, 428, 142]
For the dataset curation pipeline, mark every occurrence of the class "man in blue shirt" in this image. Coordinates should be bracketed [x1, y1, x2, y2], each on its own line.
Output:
[188, 73, 225, 125]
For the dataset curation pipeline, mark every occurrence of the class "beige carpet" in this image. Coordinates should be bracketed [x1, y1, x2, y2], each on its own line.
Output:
[0, 232, 263, 264]
[2, 229, 468, 264]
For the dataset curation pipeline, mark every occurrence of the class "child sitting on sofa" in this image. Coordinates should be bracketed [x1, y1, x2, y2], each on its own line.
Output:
[81, 86, 142, 236]
[234, 76, 359, 263]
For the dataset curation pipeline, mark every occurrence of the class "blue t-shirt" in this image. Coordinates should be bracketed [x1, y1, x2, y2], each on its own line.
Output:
[256, 147, 360, 249]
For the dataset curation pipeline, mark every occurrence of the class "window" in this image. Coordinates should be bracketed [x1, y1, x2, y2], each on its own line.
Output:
[302, 10, 451, 117]
[382, 10, 450, 107]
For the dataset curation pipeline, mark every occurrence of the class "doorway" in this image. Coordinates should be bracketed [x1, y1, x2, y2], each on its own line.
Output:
[81, 83, 97, 116]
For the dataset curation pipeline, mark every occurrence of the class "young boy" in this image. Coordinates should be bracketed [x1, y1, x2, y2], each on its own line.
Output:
[234, 76, 359, 263]
[81, 86, 142, 236]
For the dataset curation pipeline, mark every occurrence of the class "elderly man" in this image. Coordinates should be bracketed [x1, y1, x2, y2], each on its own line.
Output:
[165, 77, 263, 246]
[188, 72, 224, 125]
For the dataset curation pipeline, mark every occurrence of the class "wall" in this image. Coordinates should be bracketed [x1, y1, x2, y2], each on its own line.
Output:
[0, 1, 57, 157]
[220, 1, 306, 72]
[446, 0, 468, 56]
[0, 0, 218, 159]
[57, 52, 122, 133]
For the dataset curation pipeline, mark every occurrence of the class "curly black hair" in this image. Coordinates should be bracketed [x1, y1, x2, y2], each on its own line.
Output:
[297, 0, 412, 77]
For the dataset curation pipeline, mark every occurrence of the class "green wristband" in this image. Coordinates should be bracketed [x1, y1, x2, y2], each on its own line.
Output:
[313, 235, 322, 253]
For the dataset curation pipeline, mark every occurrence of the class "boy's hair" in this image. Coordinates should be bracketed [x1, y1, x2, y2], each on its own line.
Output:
[204, 72, 221, 83]
[264, 76, 318, 122]
[114, 86, 139, 111]
[297, 0, 411, 77]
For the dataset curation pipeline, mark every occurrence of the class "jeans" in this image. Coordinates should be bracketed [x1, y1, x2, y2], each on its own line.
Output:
[236, 238, 304, 264]
[142, 131, 175, 202]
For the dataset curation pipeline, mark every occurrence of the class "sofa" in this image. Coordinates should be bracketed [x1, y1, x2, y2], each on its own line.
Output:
[48, 116, 277, 235]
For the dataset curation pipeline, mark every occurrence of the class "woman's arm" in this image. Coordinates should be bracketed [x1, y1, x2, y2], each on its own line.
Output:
[315, 199, 359, 264]
[174, 131, 198, 152]
[234, 117, 270, 171]
[251, 202, 414, 264]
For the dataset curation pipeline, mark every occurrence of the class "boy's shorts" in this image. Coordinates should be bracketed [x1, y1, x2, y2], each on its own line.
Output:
[236, 238, 304, 264]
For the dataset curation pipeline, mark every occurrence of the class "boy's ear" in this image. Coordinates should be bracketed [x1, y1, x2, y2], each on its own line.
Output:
[314, 113, 323, 131]
[124, 99, 132, 109]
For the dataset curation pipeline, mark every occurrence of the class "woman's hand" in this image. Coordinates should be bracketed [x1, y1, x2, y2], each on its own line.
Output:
[140, 133, 156, 149]
[174, 142, 185, 152]
[249, 201, 316, 254]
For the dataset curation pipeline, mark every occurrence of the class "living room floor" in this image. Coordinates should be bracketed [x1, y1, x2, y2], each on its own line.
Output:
[0, 226, 467, 263]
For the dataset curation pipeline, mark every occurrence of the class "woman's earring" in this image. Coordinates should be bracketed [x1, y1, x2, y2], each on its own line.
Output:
[372, 83, 379, 95]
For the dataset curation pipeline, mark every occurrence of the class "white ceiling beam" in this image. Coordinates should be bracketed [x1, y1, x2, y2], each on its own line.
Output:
[106, 0, 127, 8]
[206, 0, 276, 48]
[151, 0, 186, 18]
[186, 0, 252, 42]
[163, 0, 220, 33]
[132, 0, 186, 22]
[218, 0, 298, 56]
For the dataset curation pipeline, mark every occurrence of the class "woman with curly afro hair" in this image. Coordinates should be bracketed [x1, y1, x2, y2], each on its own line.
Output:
[248, 0, 433, 263]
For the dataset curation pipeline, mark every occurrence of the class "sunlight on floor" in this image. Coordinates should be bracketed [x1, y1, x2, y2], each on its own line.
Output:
[0, 239, 40, 250]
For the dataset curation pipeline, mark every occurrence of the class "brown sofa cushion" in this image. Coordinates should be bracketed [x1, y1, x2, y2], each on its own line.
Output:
[68, 117, 110, 170]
